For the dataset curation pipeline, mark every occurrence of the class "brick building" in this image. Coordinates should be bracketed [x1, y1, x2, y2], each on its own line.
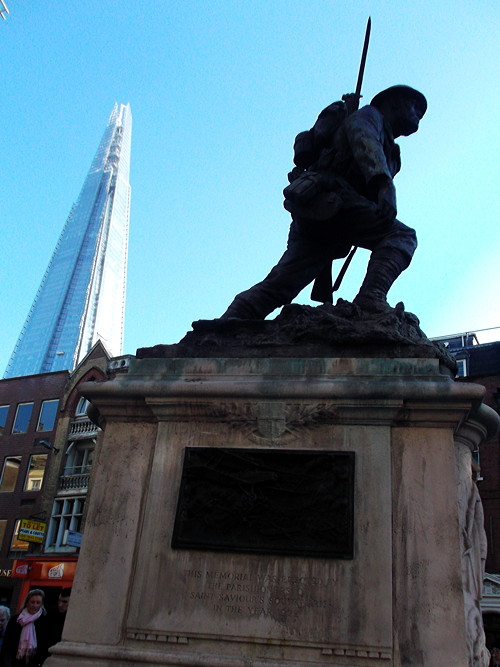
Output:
[0, 342, 111, 612]
[435, 333, 500, 648]
[442, 336, 500, 572]
[0, 370, 68, 607]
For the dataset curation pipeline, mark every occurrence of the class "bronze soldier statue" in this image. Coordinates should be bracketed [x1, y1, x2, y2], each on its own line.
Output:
[220, 85, 427, 320]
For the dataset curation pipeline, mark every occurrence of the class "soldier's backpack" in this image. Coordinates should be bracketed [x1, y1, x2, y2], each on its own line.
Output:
[283, 100, 348, 216]
[292, 99, 348, 170]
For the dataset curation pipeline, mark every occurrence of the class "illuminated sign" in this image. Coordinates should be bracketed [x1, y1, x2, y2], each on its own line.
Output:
[12, 560, 77, 580]
[48, 563, 64, 579]
[18, 519, 47, 544]
[12, 562, 29, 578]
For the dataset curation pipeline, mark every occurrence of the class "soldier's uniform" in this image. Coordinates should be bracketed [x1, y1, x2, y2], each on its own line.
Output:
[221, 90, 422, 320]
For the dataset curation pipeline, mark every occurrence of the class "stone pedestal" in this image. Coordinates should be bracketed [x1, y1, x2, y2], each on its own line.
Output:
[46, 348, 498, 666]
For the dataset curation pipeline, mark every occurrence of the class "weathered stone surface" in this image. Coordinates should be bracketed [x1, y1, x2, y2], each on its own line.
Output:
[137, 302, 456, 373]
[45, 352, 498, 667]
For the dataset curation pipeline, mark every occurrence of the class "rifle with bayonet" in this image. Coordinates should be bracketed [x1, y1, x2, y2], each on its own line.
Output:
[310, 17, 371, 302]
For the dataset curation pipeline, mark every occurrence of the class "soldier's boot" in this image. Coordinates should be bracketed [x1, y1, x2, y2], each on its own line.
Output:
[220, 298, 264, 320]
[353, 251, 408, 314]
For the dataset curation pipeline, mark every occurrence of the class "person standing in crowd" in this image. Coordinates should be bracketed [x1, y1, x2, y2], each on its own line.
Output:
[43, 588, 71, 663]
[0, 589, 48, 667]
[0, 608, 10, 650]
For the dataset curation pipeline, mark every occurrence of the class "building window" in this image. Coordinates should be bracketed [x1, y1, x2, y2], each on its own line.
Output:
[24, 455, 48, 491]
[456, 359, 468, 377]
[36, 400, 59, 432]
[0, 520, 7, 551]
[75, 397, 89, 417]
[12, 403, 34, 434]
[0, 457, 22, 492]
[45, 498, 84, 551]
[0, 406, 8, 435]
[472, 447, 484, 481]
[64, 443, 93, 476]
[10, 520, 29, 552]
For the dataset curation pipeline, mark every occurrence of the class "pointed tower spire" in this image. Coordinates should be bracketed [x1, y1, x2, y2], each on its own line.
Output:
[4, 104, 132, 378]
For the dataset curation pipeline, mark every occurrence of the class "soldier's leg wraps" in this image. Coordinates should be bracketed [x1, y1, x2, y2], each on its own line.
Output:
[353, 223, 417, 309]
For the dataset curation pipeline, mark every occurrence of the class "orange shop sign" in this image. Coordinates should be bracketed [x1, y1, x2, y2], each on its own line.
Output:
[12, 560, 77, 581]
[18, 519, 46, 544]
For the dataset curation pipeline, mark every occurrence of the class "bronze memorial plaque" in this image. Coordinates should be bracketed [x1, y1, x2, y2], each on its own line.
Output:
[172, 448, 354, 558]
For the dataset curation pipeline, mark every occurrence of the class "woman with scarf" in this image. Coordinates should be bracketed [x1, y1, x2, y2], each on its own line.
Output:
[0, 589, 48, 667]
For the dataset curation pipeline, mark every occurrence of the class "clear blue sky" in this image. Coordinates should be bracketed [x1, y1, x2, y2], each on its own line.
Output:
[2, 1, 499, 372]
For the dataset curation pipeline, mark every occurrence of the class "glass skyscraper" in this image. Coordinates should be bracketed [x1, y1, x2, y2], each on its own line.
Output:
[4, 103, 132, 378]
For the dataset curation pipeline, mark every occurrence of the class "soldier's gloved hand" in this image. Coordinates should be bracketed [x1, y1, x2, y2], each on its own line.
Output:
[341, 92, 361, 115]
[376, 177, 397, 224]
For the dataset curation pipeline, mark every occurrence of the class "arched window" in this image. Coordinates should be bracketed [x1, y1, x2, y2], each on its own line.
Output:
[75, 397, 89, 417]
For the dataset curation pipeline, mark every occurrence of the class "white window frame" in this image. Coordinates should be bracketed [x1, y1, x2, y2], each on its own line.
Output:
[45, 497, 84, 552]
[75, 397, 89, 417]
[64, 442, 93, 476]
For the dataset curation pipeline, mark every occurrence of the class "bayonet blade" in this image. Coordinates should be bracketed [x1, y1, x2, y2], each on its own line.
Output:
[355, 16, 371, 100]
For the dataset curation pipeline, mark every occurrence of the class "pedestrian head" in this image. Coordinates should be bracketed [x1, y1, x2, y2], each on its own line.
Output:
[21, 589, 46, 616]
[57, 587, 71, 614]
[0, 605, 10, 632]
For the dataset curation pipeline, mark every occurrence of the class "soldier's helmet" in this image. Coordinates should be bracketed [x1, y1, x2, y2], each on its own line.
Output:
[371, 85, 427, 117]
